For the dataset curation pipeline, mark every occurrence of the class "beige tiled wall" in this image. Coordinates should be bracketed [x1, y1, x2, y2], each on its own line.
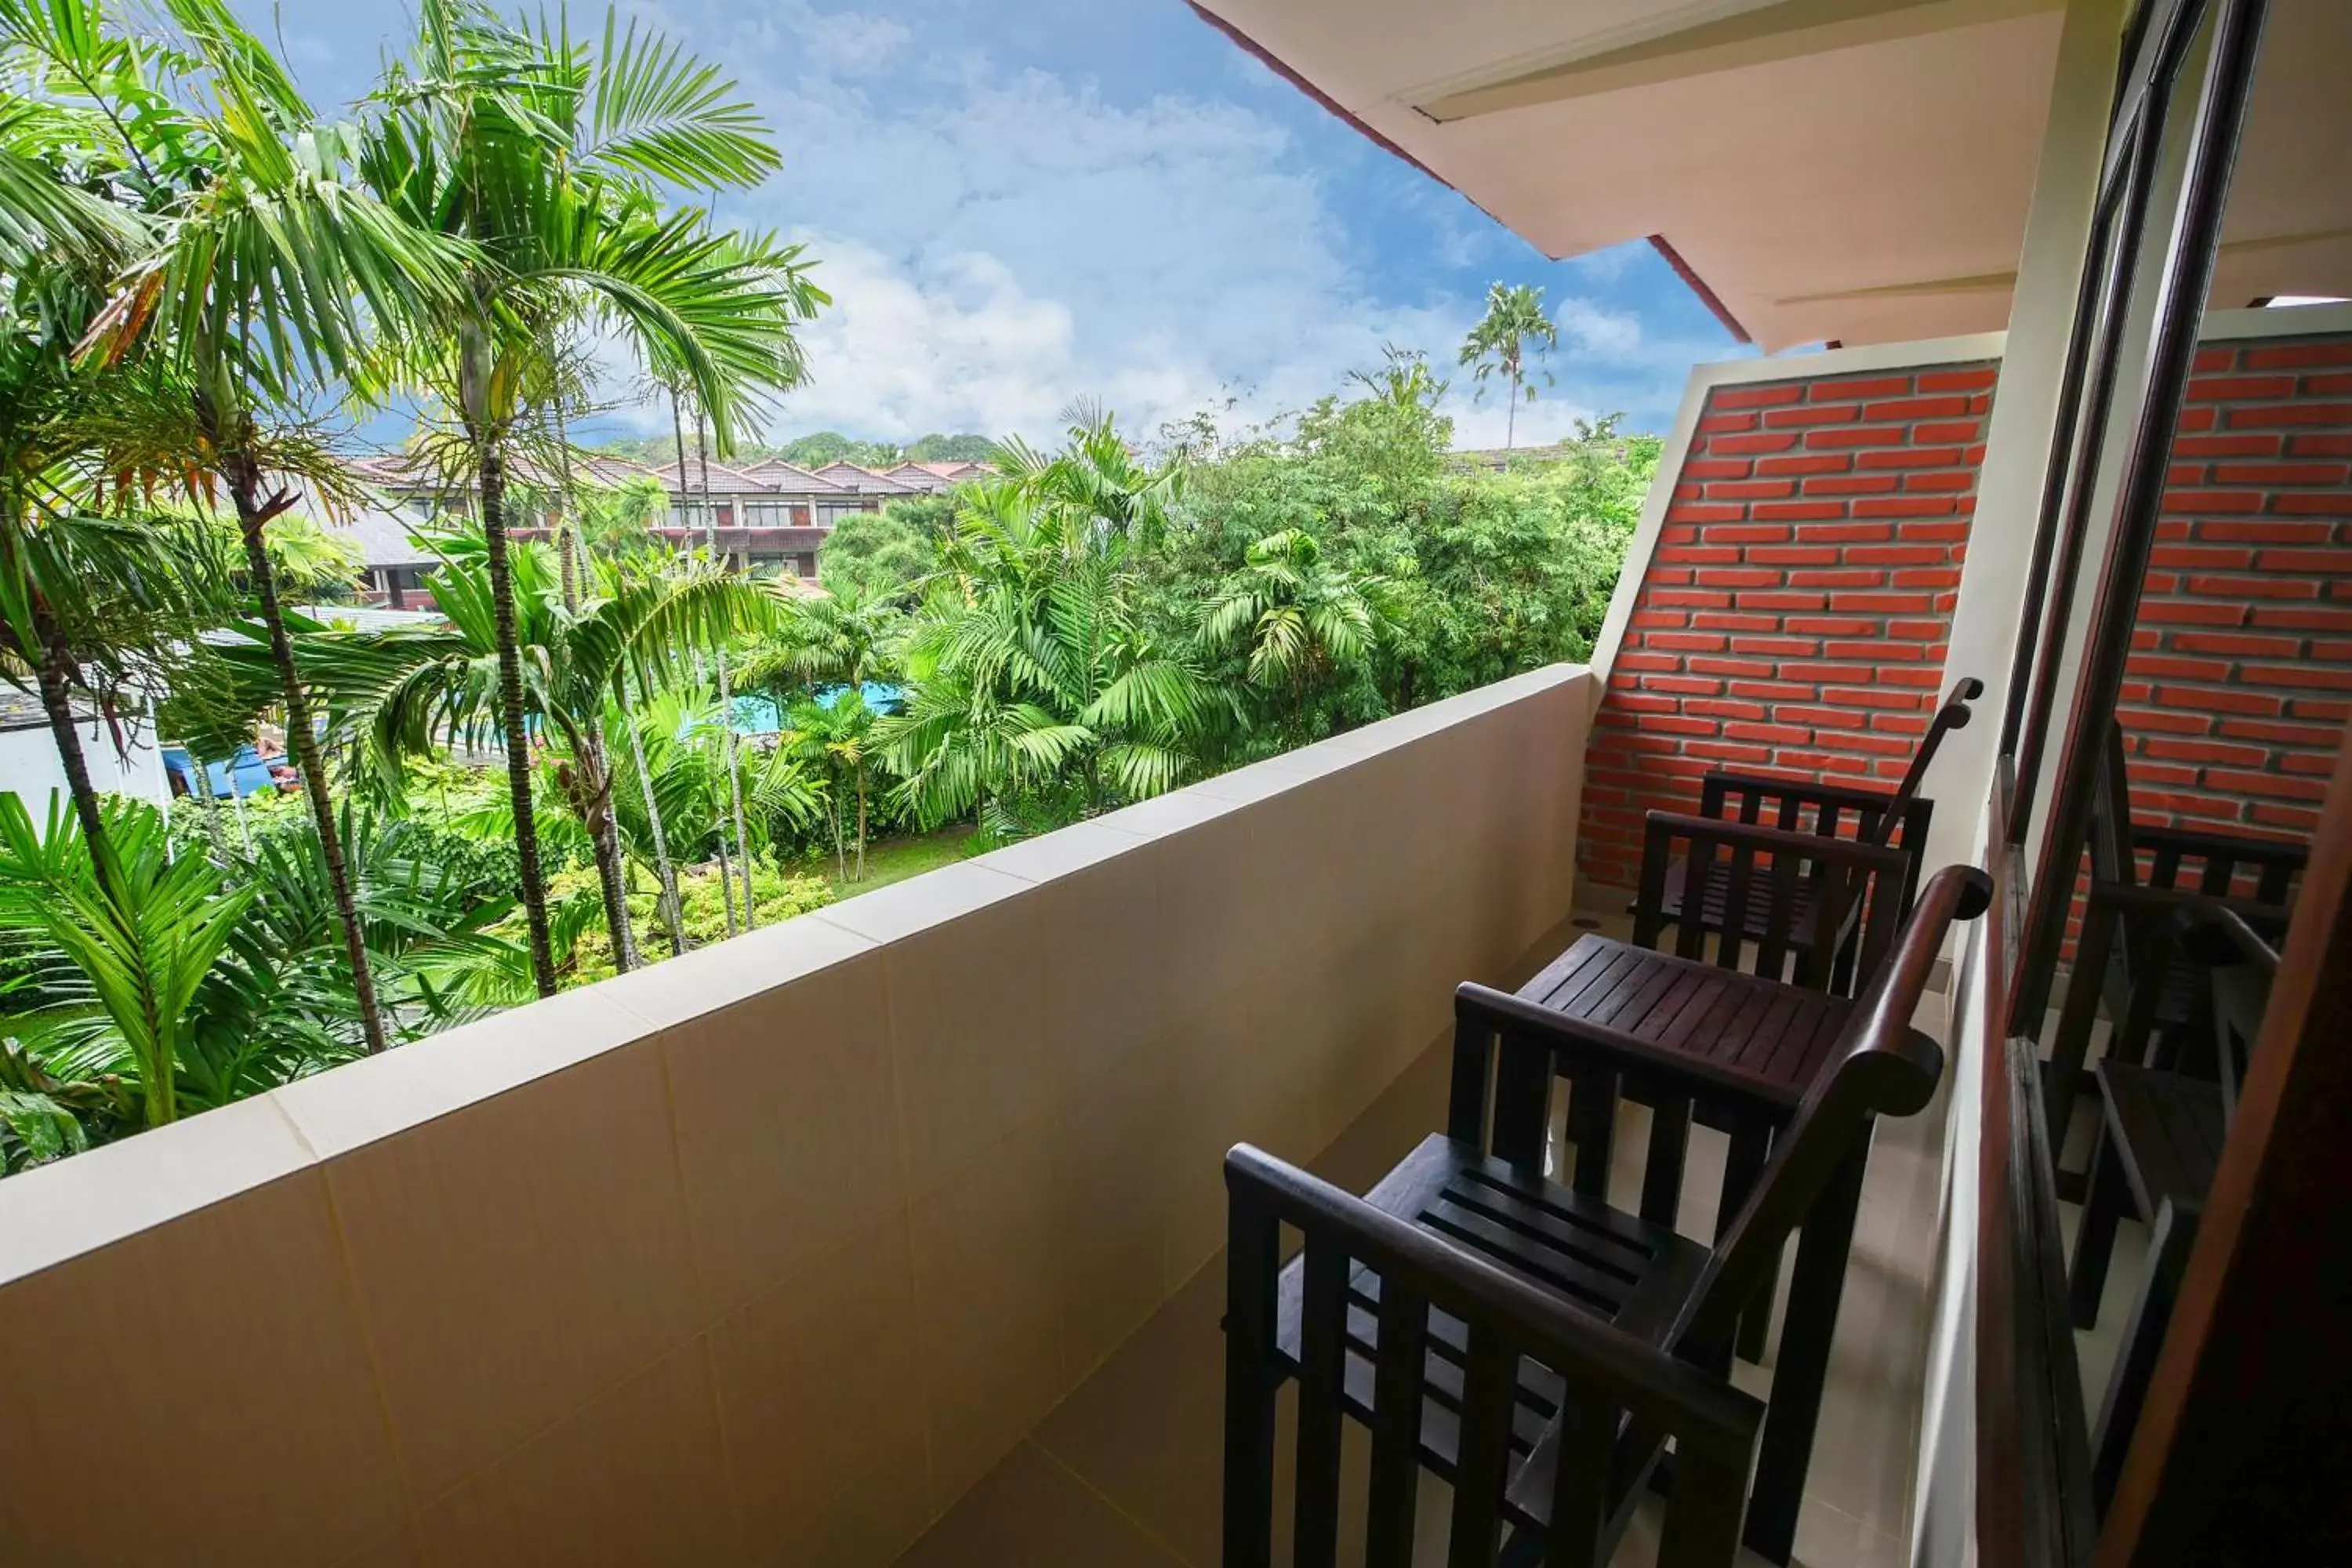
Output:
[0, 664, 1593, 1568]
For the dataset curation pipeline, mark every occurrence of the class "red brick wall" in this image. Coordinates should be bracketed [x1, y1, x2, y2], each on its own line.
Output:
[1578, 361, 1998, 891]
[2122, 332, 2352, 840]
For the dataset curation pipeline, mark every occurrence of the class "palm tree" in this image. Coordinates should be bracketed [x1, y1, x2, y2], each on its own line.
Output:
[774, 691, 873, 881]
[1001, 403, 1181, 553]
[602, 686, 688, 955]
[1200, 528, 1385, 742]
[877, 479, 1212, 836]
[0, 788, 523, 1143]
[260, 533, 770, 974]
[0, 49, 245, 904]
[361, 0, 824, 990]
[1348, 343, 1450, 412]
[1458, 282, 1559, 449]
[743, 578, 905, 696]
[0, 796, 250, 1128]
[47, 0, 468, 1055]
[661, 382, 734, 935]
[739, 582, 903, 878]
[689, 394, 758, 925]
[743, 583, 908, 879]
[578, 474, 668, 561]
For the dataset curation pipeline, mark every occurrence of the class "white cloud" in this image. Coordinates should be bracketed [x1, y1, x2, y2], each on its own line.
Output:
[619, 3, 1719, 448]
[795, 8, 909, 74]
[784, 241, 1079, 435]
[1568, 240, 1643, 285]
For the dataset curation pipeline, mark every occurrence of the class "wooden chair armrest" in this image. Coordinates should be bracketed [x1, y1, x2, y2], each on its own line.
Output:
[1223, 1142, 1765, 1457]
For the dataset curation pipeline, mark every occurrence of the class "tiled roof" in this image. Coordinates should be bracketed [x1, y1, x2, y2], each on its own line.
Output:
[735, 458, 847, 492]
[882, 462, 978, 492]
[813, 462, 921, 494]
[332, 499, 439, 568]
[573, 453, 661, 489]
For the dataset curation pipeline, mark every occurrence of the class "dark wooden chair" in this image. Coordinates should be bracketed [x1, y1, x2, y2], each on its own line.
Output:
[2046, 722, 2304, 1126]
[1599, 807, 1913, 1360]
[1643, 675, 1982, 976]
[1224, 865, 1991, 1568]
[2067, 905, 2277, 1512]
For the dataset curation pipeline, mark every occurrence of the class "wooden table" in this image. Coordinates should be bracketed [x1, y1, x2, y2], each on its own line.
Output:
[1515, 934, 1887, 1564]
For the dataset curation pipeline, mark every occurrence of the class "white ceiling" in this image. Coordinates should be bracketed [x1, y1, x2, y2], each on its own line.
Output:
[1197, 0, 2351, 348]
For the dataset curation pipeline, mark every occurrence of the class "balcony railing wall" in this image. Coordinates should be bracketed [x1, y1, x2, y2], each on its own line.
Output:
[0, 664, 1594, 1567]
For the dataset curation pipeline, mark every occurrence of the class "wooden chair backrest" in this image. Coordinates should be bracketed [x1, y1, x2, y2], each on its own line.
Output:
[1221, 1149, 1763, 1568]
[1867, 675, 1984, 848]
[1635, 811, 1912, 996]
[1667, 865, 1991, 1357]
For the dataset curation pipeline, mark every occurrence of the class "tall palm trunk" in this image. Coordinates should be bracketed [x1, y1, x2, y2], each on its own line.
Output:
[187, 747, 233, 869]
[829, 782, 846, 882]
[693, 408, 757, 926]
[670, 391, 735, 937]
[34, 630, 114, 872]
[477, 442, 560, 996]
[221, 451, 391, 1053]
[623, 673, 687, 956]
[564, 746, 633, 972]
[554, 398, 633, 972]
[1505, 362, 1519, 450]
[30, 632, 176, 1123]
[579, 709, 634, 973]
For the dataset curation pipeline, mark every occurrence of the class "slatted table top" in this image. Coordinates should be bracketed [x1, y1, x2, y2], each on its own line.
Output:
[1518, 935, 1862, 1109]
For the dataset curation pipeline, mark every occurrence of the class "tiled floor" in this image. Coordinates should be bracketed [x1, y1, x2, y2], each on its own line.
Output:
[900, 960, 1959, 1567]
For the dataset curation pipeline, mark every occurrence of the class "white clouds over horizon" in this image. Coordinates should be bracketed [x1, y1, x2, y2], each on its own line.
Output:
[623, 2, 1724, 448]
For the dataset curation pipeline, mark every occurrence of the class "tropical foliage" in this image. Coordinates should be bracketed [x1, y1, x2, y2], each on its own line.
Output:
[0, 0, 1656, 1177]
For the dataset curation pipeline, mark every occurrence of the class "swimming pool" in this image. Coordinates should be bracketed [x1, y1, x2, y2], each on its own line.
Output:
[729, 682, 904, 734]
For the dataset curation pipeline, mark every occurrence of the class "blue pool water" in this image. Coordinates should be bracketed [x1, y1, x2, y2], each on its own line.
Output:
[731, 682, 903, 734]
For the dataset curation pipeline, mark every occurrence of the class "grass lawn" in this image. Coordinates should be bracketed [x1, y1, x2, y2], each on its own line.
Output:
[800, 826, 976, 898]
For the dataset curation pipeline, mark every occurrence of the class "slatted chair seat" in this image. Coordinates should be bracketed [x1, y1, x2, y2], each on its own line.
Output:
[1524, 936, 1858, 1113]
[1577, 808, 1917, 1369]
[1269, 1138, 1714, 1534]
[1224, 866, 1991, 1568]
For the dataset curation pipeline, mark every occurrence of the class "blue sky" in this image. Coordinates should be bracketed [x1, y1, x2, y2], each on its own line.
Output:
[263, 0, 1749, 447]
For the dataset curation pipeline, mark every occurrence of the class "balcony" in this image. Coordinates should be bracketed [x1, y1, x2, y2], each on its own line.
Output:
[898, 964, 1958, 1568]
[0, 666, 1615, 1565]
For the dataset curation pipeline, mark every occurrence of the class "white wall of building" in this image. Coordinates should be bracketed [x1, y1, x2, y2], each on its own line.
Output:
[0, 717, 172, 822]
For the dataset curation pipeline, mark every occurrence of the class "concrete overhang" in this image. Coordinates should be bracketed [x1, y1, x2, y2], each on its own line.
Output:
[1192, 0, 2352, 350]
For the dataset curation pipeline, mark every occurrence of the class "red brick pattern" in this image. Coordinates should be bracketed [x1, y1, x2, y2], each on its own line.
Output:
[1578, 363, 1996, 891]
[2122, 333, 2352, 839]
